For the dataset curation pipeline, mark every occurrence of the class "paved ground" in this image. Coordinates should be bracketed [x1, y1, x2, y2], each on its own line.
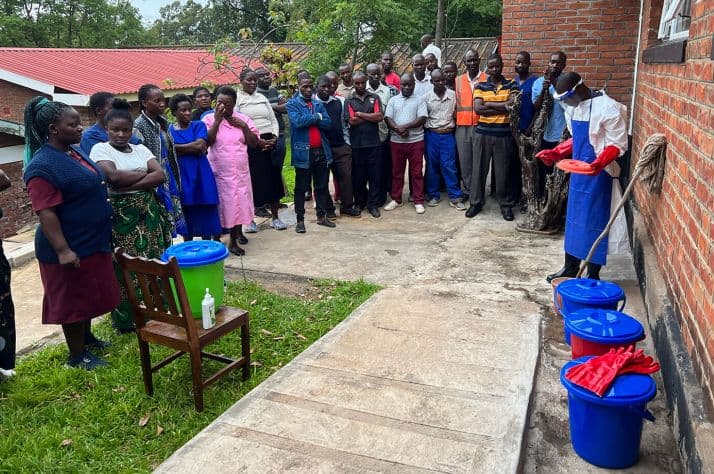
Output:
[8, 197, 681, 472]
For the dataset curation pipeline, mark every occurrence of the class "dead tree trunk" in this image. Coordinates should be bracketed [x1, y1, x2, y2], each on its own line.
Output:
[509, 90, 569, 232]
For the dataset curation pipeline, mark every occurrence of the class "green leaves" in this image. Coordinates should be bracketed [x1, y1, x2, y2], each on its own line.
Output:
[0, 0, 156, 47]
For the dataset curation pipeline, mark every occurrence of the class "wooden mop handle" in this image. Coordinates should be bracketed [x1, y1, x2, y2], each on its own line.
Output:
[576, 166, 644, 278]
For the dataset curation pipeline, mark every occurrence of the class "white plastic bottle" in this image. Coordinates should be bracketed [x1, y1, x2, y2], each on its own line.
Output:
[201, 288, 215, 329]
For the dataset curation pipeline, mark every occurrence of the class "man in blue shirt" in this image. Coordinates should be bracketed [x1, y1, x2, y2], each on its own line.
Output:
[514, 52, 537, 134]
[532, 51, 567, 147]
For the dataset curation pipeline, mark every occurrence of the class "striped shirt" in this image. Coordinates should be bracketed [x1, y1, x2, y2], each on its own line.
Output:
[473, 76, 518, 136]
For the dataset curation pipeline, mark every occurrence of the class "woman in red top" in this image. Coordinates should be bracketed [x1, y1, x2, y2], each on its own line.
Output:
[23, 97, 119, 370]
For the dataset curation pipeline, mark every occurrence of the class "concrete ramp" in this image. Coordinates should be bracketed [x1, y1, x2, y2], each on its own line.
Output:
[157, 202, 557, 473]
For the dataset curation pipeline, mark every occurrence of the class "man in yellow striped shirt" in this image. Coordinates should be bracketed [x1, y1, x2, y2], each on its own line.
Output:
[470, 53, 520, 221]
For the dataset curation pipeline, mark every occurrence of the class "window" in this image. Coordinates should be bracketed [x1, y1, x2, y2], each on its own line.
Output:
[658, 0, 692, 40]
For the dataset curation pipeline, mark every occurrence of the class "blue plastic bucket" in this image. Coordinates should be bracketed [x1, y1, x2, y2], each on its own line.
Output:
[566, 308, 645, 359]
[561, 357, 656, 469]
[556, 279, 626, 344]
[161, 241, 229, 318]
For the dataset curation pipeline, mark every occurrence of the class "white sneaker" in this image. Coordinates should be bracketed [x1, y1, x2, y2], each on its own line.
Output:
[383, 200, 402, 211]
[415, 204, 425, 214]
[450, 200, 467, 211]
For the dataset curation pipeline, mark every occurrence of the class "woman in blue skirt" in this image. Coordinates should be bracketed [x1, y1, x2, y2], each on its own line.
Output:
[169, 94, 222, 240]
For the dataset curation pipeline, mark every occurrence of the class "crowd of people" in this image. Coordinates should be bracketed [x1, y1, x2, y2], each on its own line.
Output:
[4, 34, 628, 372]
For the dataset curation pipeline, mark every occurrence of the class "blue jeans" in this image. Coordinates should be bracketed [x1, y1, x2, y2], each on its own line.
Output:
[424, 130, 462, 201]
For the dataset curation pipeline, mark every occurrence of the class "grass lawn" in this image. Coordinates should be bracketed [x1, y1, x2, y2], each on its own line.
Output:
[0, 278, 378, 472]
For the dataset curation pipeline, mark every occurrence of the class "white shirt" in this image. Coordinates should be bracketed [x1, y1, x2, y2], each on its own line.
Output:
[235, 90, 279, 136]
[367, 82, 392, 142]
[414, 75, 432, 98]
[562, 92, 628, 177]
[384, 94, 428, 144]
[90, 142, 155, 194]
[423, 89, 456, 129]
[422, 43, 442, 66]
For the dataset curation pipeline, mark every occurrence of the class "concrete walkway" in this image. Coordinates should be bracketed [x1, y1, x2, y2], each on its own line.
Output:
[157, 200, 560, 473]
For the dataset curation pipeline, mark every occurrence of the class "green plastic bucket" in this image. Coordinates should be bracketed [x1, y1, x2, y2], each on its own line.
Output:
[161, 241, 229, 318]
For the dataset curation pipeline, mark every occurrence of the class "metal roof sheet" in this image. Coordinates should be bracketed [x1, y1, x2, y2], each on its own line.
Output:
[0, 48, 249, 95]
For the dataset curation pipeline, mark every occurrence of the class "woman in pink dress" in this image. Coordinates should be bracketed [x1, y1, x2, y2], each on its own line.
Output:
[203, 86, 259, 256]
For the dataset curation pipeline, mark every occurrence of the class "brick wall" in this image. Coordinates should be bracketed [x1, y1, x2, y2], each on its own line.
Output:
[501, 0, 640, 105]
[631, 0, 714, 415]
[0, 79, 47, 123]
[502, 0, 714, 415]
[0, 160, 34, 238]
[0, 80, 97, 238]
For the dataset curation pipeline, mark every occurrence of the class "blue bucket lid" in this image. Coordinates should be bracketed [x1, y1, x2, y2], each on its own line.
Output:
[556, 278, 625, 305]
[161, 241, 229, 267]
[565, 308, 644, 344]
[561, 357, 656, 406]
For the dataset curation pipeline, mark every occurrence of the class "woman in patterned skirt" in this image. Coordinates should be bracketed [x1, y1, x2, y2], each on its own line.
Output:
[133, 83, 186, 237]
[91, 99, 172, 332]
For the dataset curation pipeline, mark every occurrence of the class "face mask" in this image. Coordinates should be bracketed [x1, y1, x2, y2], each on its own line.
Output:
[553, 79, 583, 103]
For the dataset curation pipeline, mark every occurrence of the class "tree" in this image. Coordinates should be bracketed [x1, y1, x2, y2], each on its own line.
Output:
[288, 0, 421, 75]
[150, 0, 214, 45]
[0, 0, 155, 48]
[435, 0, 445, 46]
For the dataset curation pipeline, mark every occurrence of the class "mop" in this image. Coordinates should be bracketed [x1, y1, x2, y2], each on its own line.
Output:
[573, 133, 668, 278]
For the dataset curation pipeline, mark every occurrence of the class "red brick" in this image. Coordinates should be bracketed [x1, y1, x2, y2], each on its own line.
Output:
[502, 0, 714, 411]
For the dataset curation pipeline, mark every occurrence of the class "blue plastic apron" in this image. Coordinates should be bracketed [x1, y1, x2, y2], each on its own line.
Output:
[564, 100, 612, 265]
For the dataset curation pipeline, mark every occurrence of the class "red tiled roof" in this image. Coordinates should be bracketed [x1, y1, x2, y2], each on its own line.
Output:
[0, 48, 257, 95]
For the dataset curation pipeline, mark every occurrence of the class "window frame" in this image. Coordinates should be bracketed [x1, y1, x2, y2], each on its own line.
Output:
[657, 0, 692, 41]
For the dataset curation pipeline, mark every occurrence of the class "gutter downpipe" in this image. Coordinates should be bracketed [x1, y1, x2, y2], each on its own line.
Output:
[629, 0, 645, 134]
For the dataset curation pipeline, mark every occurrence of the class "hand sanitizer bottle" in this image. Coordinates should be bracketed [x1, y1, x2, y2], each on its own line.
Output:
[201, 288, 215, 329]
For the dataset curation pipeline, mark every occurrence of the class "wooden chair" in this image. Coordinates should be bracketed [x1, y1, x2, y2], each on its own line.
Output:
[114, 247, 250, 411]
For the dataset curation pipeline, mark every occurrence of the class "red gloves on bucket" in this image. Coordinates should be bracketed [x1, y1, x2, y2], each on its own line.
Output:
[535, 138, 573, 166]
[566, 346, 660, 397]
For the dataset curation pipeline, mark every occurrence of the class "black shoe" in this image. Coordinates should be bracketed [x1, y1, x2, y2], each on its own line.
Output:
[501, 208, 514, 221]
[546, 253, 581, 283]
[65, 350, 109, 370]
[368, 208, 380, 218]
[85, 334, 112, 351]
[326, 210, 338, 220]
[340, 207, 361, 217]
[304, 192, 312, 201]
[254, 207, 271, 218]
[465, 204, 482, 218]
[278, 202, 288, 209]
[229, 245, 245, 256]
[317, 216, 336, 228]
[296, 221, 306, 233]
[587, 263, 602, 280]
[237, 233, 248, 245]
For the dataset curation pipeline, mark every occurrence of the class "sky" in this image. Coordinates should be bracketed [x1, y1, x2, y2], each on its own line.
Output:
[130, 0, 206, 23]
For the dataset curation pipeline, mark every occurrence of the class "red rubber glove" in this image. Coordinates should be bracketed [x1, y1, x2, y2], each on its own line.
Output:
[587, 145, 620, 175]
[619, 348, 661, 375]
[565, 347, 634, 397]
[536, 138, 573, 166]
